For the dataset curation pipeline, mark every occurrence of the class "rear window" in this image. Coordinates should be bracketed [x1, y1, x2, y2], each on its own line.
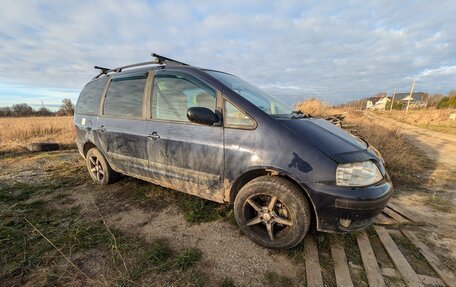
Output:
[75, 78, 107, 115]
[103, 74, 147, 118]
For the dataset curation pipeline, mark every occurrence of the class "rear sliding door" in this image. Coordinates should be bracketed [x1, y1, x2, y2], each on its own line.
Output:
[97, 72, 149, 177]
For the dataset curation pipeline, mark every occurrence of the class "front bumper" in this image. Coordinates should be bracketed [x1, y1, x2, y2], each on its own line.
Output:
[302, 178, 393, 232]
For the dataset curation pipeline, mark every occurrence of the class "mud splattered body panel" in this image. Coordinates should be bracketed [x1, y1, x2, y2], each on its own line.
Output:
[75, 64, 393, 233]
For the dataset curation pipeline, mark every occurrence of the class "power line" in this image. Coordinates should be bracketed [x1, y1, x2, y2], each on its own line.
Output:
[418, 63, 456, 78]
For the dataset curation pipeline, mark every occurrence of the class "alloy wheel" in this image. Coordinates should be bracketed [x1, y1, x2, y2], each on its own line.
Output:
[243, 194, 293, 241]
[89, 155, 104, 181]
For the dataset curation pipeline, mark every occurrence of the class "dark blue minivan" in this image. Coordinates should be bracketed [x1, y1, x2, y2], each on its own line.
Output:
[74, 54, 392, 249]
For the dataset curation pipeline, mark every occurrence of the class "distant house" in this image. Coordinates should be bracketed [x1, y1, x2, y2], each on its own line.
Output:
[366, 96, 390, 110]
[395, 92, 428, 109]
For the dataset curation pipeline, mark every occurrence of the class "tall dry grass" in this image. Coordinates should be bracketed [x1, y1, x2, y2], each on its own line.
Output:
[294, 98, 331, 116]
[376, 109, 456, 134]
[296, 100, 432, 186]
[0, 116, 75, 153]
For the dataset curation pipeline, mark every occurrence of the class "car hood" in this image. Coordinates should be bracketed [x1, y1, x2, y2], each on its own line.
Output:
[278, 117, 377, 163]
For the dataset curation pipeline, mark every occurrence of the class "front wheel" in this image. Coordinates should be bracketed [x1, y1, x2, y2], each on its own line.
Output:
[234, 176, 311, 249]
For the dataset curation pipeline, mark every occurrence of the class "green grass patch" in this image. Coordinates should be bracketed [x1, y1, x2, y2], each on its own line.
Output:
[390, 233, 436, 276]
[316, 233, 336, 287]
[0, 182, 62, 203]
[127, 239, 174, 280]
[332, 232, 363, 266]
[187, 269, 208, 287]
[264, 271, 293, 287]
[0, 199, 113, 282]
[170, 248, 202, 271]
[43, 158, 89, 187]
[178, 196, 227, 224]
[0, 175, 204, 285]
[219, 277, 236, 287]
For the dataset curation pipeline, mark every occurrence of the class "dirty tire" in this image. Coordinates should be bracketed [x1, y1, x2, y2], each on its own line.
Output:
[234, 176, 311, 249]
[86, 148, 118, 185]
[26, 142, 60, 152]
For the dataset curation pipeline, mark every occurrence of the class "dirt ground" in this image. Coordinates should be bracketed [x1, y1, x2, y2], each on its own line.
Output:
[1, 118, 455, 286]
[0, 152, 306, 286]
[366, 111, 456, 258]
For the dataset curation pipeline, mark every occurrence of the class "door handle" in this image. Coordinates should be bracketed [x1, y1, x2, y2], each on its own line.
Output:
[147, 132, 160, 140]
[99, 125, 106, 132]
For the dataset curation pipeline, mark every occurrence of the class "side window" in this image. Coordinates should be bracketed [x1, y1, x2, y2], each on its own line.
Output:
[103, 74, 147, 118]
[152, 73, 216, 122]
[75, 78, 107, 115]
[224, 100, 255, 128]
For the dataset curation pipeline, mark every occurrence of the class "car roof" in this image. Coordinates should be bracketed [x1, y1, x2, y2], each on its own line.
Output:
[90, 54, 233, 83]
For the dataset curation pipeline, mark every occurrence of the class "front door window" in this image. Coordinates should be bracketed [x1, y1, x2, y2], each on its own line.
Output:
[151, 72, 216, 122]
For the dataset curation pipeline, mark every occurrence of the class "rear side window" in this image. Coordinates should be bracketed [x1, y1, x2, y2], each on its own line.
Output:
[151, 72, 216, 122]
[103, 74, 147, 118]
[76, 78, 107, 115]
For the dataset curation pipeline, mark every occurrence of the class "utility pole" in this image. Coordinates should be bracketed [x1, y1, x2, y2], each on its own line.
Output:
[390, 88, 396, 111]
[405, 80, 415, 113]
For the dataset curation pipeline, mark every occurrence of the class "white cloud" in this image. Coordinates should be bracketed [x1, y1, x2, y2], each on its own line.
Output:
[0, 0, 455, 106]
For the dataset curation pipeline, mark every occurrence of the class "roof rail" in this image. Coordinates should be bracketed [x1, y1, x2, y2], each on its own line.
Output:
[92, 53, 188, 79]
[152, 53, 188, 66]
[92, 60, 157, 79]
[94, 66, 110, 73]
[94, 66, 111, 78]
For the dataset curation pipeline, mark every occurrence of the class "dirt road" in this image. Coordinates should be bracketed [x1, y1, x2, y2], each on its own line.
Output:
[366, 111, 456, 259]
[365, 111, 456, 184]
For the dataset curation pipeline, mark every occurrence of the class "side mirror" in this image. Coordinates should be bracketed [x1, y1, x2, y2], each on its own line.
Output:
[187, 107, 218, 126]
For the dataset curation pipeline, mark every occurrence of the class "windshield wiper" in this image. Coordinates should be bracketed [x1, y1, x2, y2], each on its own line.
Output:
[291, 110, 312, 119]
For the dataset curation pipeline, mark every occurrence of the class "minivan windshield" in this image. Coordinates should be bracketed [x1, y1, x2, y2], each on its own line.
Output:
[207, 71, 293, 116]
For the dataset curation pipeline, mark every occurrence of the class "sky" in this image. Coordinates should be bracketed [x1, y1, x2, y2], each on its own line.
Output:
[0, 0, 455, 109]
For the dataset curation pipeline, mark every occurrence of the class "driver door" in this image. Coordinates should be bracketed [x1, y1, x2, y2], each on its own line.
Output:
[146, 70, 225, 202]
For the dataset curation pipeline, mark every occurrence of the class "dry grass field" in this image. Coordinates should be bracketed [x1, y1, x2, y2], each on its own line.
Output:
[376, 109, 456, 134]
[0, 116, 75, 153]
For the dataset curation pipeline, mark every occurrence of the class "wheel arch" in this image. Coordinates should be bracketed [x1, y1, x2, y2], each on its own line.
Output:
[229, 167, 318, 228]
[82, 141, 97, 158]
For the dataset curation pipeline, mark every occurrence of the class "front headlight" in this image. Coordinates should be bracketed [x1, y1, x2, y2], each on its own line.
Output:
[336, 161, 383, 186]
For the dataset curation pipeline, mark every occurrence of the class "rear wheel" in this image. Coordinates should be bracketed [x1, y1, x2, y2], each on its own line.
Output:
[234, 176, 311, 249]
[86, 148, 118, 185]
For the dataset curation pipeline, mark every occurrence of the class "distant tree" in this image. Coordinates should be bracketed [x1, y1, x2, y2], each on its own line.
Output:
[12, 103, 33, 116]
[0, 107, 12, 117]
[37, 107, 53, 116]
[58, 98, 74, 116]
[427, 94, 445, 107]
[386, 100, 405, 110]
[437, 90, 456, 109]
